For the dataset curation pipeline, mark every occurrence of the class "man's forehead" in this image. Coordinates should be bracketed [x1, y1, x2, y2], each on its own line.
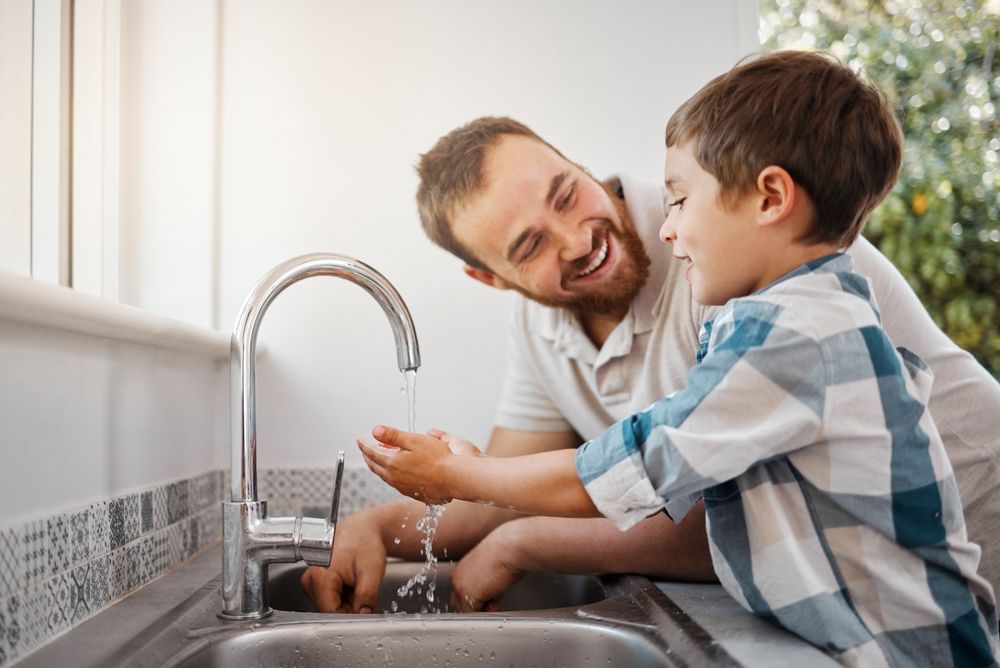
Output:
[452, 136, 575, 251]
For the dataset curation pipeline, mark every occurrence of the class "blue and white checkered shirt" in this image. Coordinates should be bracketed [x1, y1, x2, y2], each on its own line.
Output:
[575, 254, 998, 666]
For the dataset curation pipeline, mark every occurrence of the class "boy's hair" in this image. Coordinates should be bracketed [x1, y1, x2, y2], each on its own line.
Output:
[416, 117, 568, 271]
[665, 50, 903, 248]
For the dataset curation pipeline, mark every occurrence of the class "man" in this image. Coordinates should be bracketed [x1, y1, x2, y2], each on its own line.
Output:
[302, 117, 1000, 613]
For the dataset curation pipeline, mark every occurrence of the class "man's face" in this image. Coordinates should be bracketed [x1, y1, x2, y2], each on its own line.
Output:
[660, 142, 765, 306]
[452, 135, 650, 315]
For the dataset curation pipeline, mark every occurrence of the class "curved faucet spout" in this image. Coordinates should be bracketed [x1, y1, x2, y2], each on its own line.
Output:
[229, 253, 421, 503]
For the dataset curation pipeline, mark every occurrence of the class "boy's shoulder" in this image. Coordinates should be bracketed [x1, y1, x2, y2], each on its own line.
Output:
[710, 254, 883, 346]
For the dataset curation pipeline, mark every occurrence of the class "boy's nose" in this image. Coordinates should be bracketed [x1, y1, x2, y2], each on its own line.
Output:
[659, 216, 676, 244]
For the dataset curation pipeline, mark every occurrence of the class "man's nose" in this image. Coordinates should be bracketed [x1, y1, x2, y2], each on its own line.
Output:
[556, 224, 594, 261]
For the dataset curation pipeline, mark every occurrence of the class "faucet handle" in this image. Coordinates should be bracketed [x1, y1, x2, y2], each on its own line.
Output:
[329, 451, 345, 525]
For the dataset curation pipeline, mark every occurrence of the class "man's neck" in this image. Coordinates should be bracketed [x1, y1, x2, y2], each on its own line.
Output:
[577, 306, 629, 349]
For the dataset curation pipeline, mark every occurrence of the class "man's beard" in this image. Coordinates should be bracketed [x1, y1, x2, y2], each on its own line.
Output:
[509, 183, 651, 315]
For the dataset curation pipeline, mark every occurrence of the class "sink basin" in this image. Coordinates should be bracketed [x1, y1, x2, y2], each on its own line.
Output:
[167, 617, 671, 668]
[102, 560, 739, 668]
[268, 561, 608, 614]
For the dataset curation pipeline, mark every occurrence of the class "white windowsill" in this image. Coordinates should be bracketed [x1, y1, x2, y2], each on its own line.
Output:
[0, 270, 230, 358]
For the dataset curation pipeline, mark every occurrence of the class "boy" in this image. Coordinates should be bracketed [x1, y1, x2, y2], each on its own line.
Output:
[359, 51, 999, 666]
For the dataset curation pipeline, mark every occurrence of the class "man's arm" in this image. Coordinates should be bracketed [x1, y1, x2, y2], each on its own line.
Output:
[448, 505, 717, 612]
[301, 427, 579, 613]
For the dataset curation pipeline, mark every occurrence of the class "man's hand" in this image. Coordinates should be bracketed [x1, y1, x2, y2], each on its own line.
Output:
[300, 509, 387, 613]
[449, 522, 526, 612]
[448, 507, 718, 612]
[359, 426, 485, 504]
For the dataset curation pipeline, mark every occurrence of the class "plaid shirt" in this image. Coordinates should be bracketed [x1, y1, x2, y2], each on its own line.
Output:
[575, 254, 998, 667]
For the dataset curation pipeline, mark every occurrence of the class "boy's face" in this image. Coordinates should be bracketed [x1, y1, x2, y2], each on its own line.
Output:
[660, 142, 768, 306]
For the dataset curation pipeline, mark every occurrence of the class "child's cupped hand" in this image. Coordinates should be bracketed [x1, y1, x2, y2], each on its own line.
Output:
[358, 426, 483, 504]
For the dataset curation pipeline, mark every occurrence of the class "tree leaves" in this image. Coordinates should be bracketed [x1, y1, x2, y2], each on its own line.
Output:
[761, 0, 1000, 378]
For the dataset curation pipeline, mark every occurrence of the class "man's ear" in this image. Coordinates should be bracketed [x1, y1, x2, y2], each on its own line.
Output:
[463, 264, 510, 290]
[755, 165, 796, 228]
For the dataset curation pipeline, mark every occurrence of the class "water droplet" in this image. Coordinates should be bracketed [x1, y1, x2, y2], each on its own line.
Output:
[394, 537, 401, 544]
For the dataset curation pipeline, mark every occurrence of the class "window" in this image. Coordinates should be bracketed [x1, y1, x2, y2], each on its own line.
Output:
[761, 0, 1000, 378]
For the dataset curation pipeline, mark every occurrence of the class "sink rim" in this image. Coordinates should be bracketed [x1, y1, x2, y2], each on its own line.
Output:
[97, 562, 742, 668]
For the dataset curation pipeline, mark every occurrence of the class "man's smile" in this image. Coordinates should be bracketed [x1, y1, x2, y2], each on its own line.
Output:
[568, 232, 615, 284]
[576, 238, 609, 278]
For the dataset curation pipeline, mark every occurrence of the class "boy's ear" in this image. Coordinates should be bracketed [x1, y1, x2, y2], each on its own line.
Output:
[755, 165, 797, 227]
[463, 264, 510, 290]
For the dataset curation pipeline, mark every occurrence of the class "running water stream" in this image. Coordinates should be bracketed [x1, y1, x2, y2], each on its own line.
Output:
[393, 369, 446, 612]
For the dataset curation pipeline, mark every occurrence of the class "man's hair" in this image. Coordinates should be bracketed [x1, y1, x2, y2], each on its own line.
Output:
[665, 50, 903, 248]
[415, 117, 567, 270]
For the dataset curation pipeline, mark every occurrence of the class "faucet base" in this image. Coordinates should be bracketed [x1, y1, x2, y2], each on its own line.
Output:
[217, 607, 274, 621]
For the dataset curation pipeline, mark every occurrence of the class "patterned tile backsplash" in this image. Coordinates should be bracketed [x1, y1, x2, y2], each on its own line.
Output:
[0, 465, 399, 667]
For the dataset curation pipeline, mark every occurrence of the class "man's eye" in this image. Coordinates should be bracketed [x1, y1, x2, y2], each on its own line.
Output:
[558, 186, 575, 211]
[524, 237, 542, 259]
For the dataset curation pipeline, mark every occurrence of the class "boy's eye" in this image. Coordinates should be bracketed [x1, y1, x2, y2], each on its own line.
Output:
[668, 197, 686, 210]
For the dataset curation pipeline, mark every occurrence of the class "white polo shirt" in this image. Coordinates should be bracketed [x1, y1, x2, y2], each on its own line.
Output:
[494, 174, 1000, 590]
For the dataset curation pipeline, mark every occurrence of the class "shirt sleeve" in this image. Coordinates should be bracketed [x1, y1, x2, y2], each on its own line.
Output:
[493, 299, 573, 433]
[575, 300, 826, 530]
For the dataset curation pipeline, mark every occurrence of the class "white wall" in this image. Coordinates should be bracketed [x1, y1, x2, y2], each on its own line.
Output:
[0, 1, 758, 519]
[0, 274, 229, 525]
[211, 0, 759, 467]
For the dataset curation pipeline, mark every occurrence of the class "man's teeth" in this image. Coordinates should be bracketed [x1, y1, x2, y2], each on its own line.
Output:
[577, 239, 609, 278]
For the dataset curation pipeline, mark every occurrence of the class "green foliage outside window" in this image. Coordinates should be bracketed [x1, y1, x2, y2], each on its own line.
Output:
[759, 0, 1000, 378]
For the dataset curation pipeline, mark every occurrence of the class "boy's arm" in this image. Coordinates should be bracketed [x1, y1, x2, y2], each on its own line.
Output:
[359, 426, 600, 517]
[362, 305, 828, 526]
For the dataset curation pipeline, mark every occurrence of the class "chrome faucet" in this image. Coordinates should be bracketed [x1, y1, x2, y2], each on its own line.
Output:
[220, 253, 421, 620]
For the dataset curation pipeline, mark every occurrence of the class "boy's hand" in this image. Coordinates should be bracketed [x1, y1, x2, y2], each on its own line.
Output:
[358, 425, 484, 504]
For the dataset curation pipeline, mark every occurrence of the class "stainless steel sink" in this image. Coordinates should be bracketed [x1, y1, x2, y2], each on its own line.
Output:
[268, 561, 608, 614]
[100, 560, 740, 668]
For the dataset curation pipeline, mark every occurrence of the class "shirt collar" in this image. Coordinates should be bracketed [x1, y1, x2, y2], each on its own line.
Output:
[754, 252, 852, 295]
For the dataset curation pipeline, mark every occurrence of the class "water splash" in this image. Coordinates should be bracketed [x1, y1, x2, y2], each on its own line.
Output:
[394, 368, 447, 611]
[396, 503, 446, 608]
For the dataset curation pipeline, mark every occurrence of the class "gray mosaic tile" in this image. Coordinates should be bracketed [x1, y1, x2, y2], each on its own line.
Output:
[20, 522, 45, 589]
[148, 530, 169, 580]
[191, 517, 203, 557]
[108, 548, 128, 602]
[124, 494, 140, 545]
[300, 468, 336, 502]
[141, 491, 153, 534]
[69, 562, 90, 624]
[167, 481, 189, 525]
[198, 506, 221, 549]
[69, 510, 89, 566]
[0, 526, 22, 599]
[108, 498, 126, 551]
[261, 468, 301, 501]
[217, 470, 228, 502]
[47, 514, 70, 577]
[164, 524, 183, 568]
[89, 501, 110, 557]
[0, 593, 20, 666]
[86, 554, 110, 611]
[152, 485, 169, 531]
[125, 541, 142, 592]
[190, 472, 218, 514]
[45, 572, 71, 637]
[15, 582, 48, 658]
[301, 504, 328, 519]
[339, 469, 368, 517]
